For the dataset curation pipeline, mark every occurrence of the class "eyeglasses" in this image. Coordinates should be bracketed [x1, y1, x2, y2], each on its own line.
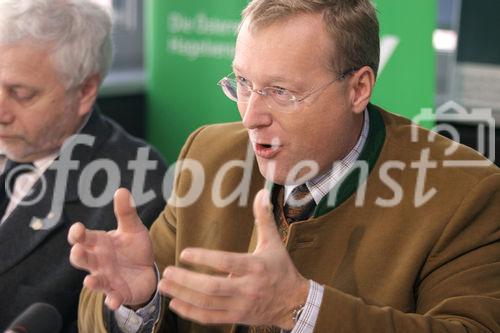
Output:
[217, 68, 358, 112]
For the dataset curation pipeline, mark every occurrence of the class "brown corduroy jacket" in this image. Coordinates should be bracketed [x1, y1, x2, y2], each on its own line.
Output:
[78, 106, 500, 332]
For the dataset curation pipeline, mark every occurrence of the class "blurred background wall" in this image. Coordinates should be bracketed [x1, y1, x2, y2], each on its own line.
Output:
[97, 0, 500, 166]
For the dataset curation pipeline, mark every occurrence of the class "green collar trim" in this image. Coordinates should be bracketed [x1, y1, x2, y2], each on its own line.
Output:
[313, 104, 386, 216]
[266, 104, 386, 217]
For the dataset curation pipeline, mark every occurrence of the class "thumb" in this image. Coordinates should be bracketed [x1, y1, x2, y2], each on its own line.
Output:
[114, 188, 144, 233]
[253, 188, 281, 249]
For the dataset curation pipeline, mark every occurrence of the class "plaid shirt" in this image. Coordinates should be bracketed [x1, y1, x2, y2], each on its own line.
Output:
[286, 109, 369, 333]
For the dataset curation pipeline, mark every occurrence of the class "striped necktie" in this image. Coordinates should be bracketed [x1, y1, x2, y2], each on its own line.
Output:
[283, 184, 317, 223]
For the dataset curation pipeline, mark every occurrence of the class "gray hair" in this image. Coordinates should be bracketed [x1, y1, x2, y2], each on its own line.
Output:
[0, 0, 113, 88]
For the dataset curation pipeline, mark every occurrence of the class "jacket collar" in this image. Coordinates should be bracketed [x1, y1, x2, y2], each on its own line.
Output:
[313, 103, 386, 216]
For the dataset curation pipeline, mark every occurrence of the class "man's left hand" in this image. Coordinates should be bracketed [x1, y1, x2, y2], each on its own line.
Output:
[158, 189, 309, 330]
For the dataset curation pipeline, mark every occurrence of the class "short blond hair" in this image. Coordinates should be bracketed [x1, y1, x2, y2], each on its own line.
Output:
[241, 0, 380, 77]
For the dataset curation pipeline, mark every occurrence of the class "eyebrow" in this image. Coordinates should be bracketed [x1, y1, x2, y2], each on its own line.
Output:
[10, 84, 33, 89]
[3, 80, 36, 89]
[7, 84, 39, 93]
[231, 64, 299, 86]
[231, 63, 245, 74]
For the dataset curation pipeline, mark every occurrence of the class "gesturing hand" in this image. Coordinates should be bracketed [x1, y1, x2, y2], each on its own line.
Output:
[68, 188, 157, 310]
[159, 189, 309, 330]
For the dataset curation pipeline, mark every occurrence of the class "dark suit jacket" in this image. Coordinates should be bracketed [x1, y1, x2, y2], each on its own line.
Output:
[0, 110, 167, 332]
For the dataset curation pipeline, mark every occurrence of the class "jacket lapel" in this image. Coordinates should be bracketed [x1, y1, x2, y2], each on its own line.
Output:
[0, 171, 66, 275]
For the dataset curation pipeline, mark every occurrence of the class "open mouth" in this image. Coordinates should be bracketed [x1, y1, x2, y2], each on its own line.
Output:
[254, 142, 282, 158]
[258, 143, 273, 149]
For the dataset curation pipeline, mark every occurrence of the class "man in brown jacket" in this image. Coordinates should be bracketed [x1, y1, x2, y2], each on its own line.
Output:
[69, 0, 500, 332]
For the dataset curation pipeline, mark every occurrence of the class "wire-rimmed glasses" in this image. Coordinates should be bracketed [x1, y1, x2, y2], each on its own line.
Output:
[217, 68, 358, 112]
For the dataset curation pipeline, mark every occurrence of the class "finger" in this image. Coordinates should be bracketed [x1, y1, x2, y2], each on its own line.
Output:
[161, 266, 237, 296]
[253, 189, 281, 247]
[113, 188, 144, 233]
[160, 279, 233, 311]
[83, 273, 111, 291]
[69, 243, 98, 272]
[169, 298, 235, 325]
[84, 274, 125, 311]
[105, 290, 124, 311]
[67, 222, 100, 247]
[67, 222, 84, 245]
[180, 248, 250, 275]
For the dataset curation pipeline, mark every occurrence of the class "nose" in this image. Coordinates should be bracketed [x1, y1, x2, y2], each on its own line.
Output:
[0, 90, 15, 124]
[240, 92, 273, 130]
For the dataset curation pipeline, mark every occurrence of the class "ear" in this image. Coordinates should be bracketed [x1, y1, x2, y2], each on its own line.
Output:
[76, 74, 101, 117]
[348, 66, 375, 115]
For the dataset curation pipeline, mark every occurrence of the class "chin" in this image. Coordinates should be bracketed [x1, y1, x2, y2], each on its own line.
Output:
[1, 147, 35, 162]
[256, 158, 289, 185]
[0, 149, 19, 160]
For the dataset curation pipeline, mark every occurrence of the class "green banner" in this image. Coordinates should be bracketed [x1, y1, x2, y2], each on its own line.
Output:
[146, 1, 436, 160]
[372, 1, 436, 126]
[146, 1, 245, 160]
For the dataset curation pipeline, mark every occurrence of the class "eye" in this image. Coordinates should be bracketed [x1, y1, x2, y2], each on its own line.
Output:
[236, 75, 251, 88]
[270, 87, 293, 101]
[10, 87, 36, 102]
[234, 75, 252, 97]
[273, 87, 288, 95]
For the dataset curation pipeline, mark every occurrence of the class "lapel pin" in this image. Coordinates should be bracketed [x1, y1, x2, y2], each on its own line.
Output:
[29, 212, 58, 231]
[30, 218, 44, 231]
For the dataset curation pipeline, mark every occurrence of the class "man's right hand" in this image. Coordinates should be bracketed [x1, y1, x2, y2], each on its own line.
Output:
[68, 188, 157, 310]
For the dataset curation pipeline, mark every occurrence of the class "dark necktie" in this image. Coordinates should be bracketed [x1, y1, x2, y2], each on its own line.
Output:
[0, 160, 34, 219]
[283, 184, 317, 223]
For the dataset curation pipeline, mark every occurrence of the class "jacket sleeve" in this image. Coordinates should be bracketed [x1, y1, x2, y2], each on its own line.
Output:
[313, 174, 500, 332]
